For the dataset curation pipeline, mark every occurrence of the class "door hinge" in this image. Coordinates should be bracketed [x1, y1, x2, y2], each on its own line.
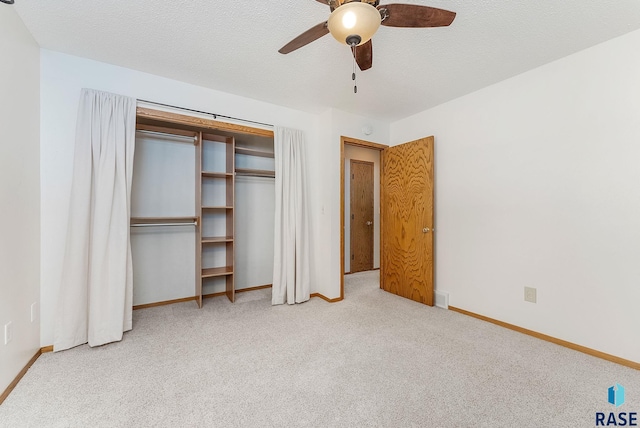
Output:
[352, 174, 354, 179]
[351, 214, 354, 220]
[352, 254, 354, 260]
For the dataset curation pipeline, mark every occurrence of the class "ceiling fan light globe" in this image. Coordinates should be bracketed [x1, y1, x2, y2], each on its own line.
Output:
[327, 2, 381, 46]
[342, 11, 357, 29]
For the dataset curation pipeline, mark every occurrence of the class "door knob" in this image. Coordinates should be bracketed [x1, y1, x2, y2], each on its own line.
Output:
[366, 221, 373, 226]
[423, 227, 430, 233]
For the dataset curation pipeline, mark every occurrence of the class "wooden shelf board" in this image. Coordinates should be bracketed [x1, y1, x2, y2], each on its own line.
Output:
[235, 147, 275, 158]
[202, 236, 234, 244]
[202, 206, 233, 210]
[202, 171, 233, 178]
[131, 216, 197, 225]
[235, 168, 275, 178]
[202, 266, 233, 278]
[202, 134, 231, 144]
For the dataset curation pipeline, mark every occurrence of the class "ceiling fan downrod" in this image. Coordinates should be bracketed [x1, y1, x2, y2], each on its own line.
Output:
[349, 37, 361, 94]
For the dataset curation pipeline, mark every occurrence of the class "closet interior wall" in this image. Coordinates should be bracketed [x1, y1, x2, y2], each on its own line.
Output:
[131, 129, 197, 306]
[131, 109, 275, 307]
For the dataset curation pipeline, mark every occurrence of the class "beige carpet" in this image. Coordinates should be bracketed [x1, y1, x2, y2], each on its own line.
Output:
[1, 270, 638, 427]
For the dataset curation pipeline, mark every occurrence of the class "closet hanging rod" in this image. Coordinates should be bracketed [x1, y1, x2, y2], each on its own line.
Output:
[137, 99, 274, 128]
[136, 129, 198, 141]
[131, 222, 197, 227]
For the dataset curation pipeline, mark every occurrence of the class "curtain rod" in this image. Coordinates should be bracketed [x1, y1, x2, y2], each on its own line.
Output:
[137, 99, 274, 128]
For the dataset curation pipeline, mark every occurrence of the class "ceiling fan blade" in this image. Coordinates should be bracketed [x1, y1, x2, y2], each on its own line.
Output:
[353, 39, 373, 71]
[278, 21, 329, 54]
[379, 4, 456, 28]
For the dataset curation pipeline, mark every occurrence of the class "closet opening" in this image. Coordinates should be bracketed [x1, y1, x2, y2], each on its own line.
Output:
[131, 107, 275, 309]
[340, 136, 388, 299]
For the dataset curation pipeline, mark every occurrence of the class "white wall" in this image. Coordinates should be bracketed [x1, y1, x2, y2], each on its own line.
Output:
[390, 29, 640, 363]
[130, 133, 196, 305]
[0, 8, 40, 393]
[313, 109, 334, 297]
[40, 50, 325, 346]
[234, 146, 275, 291]
[344, 146, 380, 272]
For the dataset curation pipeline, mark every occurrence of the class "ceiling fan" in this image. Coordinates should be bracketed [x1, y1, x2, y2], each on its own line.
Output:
[278, 0, 456, 71]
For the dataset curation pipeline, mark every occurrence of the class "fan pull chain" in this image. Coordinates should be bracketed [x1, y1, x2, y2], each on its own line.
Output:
[351, 44, 358, 94]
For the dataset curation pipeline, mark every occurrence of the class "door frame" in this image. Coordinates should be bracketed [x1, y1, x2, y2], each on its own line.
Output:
[349, 159, 375, 274]
[340, 136, 388, 300]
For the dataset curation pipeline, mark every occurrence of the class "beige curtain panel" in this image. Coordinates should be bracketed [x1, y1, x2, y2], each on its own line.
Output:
[54, 89, 136, 351]
[272, 126, 310, 305]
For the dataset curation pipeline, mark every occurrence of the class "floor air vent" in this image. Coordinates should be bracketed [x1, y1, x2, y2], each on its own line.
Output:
[435, 291, 449, 309]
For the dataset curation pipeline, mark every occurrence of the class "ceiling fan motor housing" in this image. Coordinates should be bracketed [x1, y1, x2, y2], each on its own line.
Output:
[336, 0, 380, 6]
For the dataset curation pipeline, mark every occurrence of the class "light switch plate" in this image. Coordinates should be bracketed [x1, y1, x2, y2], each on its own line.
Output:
[4, 322, 12, 345]
[31, 302, 37, 323]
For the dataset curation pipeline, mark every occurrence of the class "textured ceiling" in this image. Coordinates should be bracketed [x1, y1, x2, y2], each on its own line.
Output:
[13, 0, 640, 122]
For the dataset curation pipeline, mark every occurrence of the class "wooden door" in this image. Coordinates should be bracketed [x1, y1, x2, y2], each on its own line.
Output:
[350, 160, 374, 273]
[381, 137, 434, 306]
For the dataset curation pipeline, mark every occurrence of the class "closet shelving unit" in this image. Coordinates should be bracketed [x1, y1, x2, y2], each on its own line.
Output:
[134, 107, 274, 308]
[199, 133, 236, 305]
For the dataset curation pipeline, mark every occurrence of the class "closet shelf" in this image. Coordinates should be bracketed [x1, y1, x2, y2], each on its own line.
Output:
[202, 266, 234, 278]
[202, 236, 234, 244]
[131, 216, 198, 225]
[202, 171, 233, 178]
[235, 168, 275, 178]
[235, 147, 275, 158]
[136, 124, 198, 143]
[202, 206, 233, 210]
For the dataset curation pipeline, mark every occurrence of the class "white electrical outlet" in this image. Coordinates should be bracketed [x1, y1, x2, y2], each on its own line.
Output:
[4, 322, 12, 345]
[31, 302, 38, 323]
[524, 287, 537, 303]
